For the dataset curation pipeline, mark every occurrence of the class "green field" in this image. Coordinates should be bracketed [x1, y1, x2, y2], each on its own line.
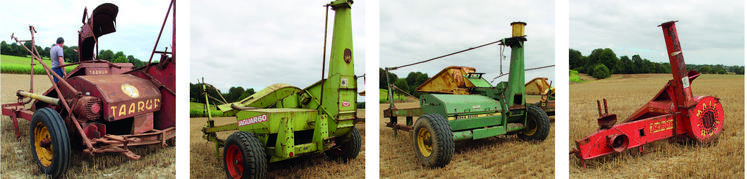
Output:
[1, 55, 76, 74]
[190, 102, 225, 117]
[379, 88, 409, 103]
[569, 70, 584, 83]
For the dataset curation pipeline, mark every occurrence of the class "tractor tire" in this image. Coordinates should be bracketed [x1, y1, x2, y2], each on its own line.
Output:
[223, 131, 267, 179]
[29, 107, 71, 179]
[519, 105, 551, 141]
[325, 127, 361, 162]
[413, 113, 454, 168]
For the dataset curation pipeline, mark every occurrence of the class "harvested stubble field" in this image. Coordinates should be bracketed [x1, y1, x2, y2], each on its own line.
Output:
[380, 97, 555, 178]
[569, 74, 744, 178]
[189, 110, 366, 178]
[0, 74, 175, 178]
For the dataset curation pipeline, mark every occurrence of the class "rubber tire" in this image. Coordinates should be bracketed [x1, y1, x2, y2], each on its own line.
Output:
[223, 131, 267, 179]
[518, 105, 551, 141]
[325, 127, 362, 162]
[413, 113, 454, 168]
[29, 107, 71, 179]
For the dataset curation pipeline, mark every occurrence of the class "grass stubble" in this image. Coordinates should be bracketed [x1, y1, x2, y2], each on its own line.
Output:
[569, 74, 744, 178]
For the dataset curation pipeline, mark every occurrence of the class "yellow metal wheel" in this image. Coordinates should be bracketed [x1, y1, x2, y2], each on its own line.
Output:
[412, 113, 454, 168]
[519, 105, 550, 141]
[33, 122, 53, 167]
[416, 127, 432, 157]
[524, 115, 538, 136]
[29, 107, 70, 178]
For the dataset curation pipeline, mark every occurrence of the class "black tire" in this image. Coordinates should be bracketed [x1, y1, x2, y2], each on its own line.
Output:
[412, 113, 454, 168]
[223, 131, 267, 179]
[325, 127, 361, 162]
[29, 107, 71, 179]
[518, 105, 551, 141]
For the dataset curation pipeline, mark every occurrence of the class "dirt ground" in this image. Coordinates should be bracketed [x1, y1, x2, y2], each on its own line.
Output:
[0, 73, 175, 178]
[569, 74, 744, 178]
[379, 96, 555, 178]
[189, 110, 366, 178]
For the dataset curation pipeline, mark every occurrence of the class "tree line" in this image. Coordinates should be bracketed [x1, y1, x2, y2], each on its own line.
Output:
[1, 40, 149, 67]
[570, 48, 744, 79]
[189, 82, 256, 105]
[379, 68, 430, 98]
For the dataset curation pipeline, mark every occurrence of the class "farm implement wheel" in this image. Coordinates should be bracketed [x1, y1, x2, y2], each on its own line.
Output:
[325, 127, 362, 162]
[223, 131, 267, 179]
[687, 96, 725, 143]
[29, 107, 71, 179]
[519, 105, 550, 141]
[413, 113, 454, 168]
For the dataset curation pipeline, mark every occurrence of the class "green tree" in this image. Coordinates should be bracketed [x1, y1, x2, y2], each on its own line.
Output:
[225, 86, 245, 102]
[393, 78, 410, 95]
[698, 66, 712, 74]
[713, 65, 727, 74]
[597, 48, 618, 73]
[99, 49, 114, 61]
[405, 71, 429, 97]
[379, 68, 398, 89]
[617, 55, 632, 74]
[237, 88, 256, 100]
[569, 49, 585, 70]
[591, 64, 611, 79]
[113, 56, 128, 63]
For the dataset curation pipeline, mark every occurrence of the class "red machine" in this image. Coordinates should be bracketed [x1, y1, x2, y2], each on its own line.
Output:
[570, 21, 725, 167]
[2, 1, 176, 178]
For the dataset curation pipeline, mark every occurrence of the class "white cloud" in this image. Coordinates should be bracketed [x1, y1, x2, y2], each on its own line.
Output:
[570, 0, 744, 66]
[0, 0, 173, 61]
[380, 0, 556, 85]
[190, 0, 366, 97]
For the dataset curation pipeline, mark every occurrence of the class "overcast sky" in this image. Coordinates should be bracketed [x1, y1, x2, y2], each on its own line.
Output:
[0, 0, 173, 62]
[571, 0, 744, 66]
[380, 0, 556, 85]
[190, 0, 366, 99]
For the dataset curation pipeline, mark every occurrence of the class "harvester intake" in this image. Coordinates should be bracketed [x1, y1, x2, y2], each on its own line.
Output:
[17, 91, 60, 106]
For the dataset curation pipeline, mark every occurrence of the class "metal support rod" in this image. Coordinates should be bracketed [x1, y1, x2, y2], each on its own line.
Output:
[318, 5, 330, 111]
[145, 0, 175, 71]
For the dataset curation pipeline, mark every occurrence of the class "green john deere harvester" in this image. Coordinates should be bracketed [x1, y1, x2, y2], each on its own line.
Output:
[384, 22, 551, 168]
[201, 0, 360, 178]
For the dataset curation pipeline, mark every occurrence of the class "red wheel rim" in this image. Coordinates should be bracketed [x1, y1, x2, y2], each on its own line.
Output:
[688, 96, 725, 142]
[226, 145, 243, 179]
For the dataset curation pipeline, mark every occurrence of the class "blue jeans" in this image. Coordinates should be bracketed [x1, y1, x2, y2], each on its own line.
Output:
[52, 67, 64, 83]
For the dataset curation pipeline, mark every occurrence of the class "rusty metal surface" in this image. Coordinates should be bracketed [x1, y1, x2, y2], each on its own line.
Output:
[415, 66, 477, 94]
[79, 3, 119, 61]
[63, 74, 161, 122]
[3, 0, 176, 168]
[132, 113, 154, 134]
[127, 55, 176, 130]
[524, 77, 550, 95]
[572, 21, 725, 166]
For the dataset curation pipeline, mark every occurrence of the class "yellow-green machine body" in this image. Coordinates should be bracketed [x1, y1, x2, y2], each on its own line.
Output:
[201, 1, 360, 178]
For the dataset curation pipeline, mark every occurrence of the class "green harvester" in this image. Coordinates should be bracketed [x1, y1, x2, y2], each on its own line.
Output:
[384, 22, 551, 168]
[201, 0, 360, 178]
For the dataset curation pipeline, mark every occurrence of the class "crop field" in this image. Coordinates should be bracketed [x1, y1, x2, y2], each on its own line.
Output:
[0, 73, 175, 178]
[379, 97, 555, 178]
[189, 110, 366, 178]
[1, 55, 76, 74]
[569, 74, 744, 178]
[189, 102, 224, 117]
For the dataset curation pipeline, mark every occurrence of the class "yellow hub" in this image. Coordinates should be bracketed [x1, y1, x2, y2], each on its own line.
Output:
[34, 122, 53, 167]
[417, 128, 432, 157]
[524, 116, 538, 136]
